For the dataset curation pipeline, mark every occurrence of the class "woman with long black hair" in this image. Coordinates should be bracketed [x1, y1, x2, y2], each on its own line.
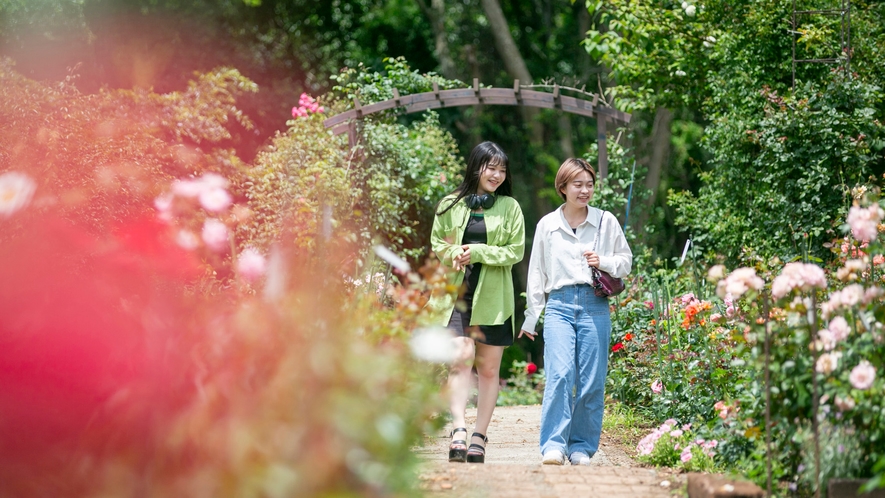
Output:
[428, 141, 525, 463]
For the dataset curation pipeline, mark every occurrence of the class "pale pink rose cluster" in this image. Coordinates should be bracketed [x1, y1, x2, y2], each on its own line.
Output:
[637, 419, 679, 456]
[291, 93, 324, 118]
[0, 171, 37, 217]
[714, 400, 739, 420]
[651, 379, 663, 394]
[822, 284, 881, 319]
[681, 439, 719, 463]
[815, 351, 842, 375]
[847, 204, 884, 242]
[716, 267, 764, 299]
[637, 418, 717, 464]
[817, 316, 852, 351]
[168, 172, 233, 213]
[836, 258, 868, 282]
[770, 262, 827, 299]
[849, 360, 876, 390]
[841, 241, 868, 259]
[155, 173, 236, 253]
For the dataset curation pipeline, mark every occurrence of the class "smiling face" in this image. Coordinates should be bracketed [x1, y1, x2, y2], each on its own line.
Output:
[560, 170, 595, 208]
[477, 160, 507, 195]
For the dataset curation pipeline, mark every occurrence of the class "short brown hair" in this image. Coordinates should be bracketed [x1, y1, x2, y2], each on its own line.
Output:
[554, 158, 597, 201]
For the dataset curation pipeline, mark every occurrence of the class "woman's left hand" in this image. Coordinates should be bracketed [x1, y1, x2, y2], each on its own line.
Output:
[582, 250, 600, 268]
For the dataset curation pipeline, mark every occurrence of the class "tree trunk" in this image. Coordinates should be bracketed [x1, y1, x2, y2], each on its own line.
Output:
[479, 0, 549, 218]
[645, 107, 672, 208]
[415, 0, 458, 80]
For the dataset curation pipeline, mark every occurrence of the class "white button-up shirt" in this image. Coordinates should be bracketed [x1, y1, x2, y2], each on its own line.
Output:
[521, 205, 633, 333]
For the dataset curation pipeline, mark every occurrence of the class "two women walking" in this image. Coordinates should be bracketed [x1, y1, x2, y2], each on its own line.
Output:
[430, 146, 632, 466]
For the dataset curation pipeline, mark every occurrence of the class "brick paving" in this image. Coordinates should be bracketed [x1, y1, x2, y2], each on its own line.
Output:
[416, 405, 683, 497]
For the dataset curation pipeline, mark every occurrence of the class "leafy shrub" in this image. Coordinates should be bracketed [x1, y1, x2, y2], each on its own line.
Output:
[0, 58, 256, 238]
[498, 360, 545, 406]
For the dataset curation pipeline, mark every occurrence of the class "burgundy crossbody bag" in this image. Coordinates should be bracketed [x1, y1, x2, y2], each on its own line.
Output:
[589, 210, 626, 298]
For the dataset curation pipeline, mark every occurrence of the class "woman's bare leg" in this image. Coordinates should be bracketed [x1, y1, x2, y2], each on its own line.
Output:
[472, 342, 505, 447]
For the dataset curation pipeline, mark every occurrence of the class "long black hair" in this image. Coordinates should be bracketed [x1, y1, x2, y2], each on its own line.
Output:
[436, 141, 512, 215]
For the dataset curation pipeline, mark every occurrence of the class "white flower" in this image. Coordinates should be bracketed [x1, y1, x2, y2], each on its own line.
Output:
[684, 4, 697, 16]
[675, 70, 687, 77]
[237, 247, 267, 282]
[201, 218, 229, 252]
[703, 36, 716, 47]
[175, 229, 199, 250]
[199, 188, 233, 213]
[409, 327, 456, 363]
[0, 171, 37, 217]
[815, 352, 842, 375]
[849, 361, 876, 390]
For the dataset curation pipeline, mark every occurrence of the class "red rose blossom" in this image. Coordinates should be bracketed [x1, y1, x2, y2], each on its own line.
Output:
[526, 362, 538, 375]
[611, 342, 625, 352]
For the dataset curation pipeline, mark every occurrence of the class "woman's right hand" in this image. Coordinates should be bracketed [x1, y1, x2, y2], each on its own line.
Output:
[517, 329, 536, 341]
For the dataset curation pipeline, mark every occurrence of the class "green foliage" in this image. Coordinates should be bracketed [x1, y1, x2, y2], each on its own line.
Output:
[497, 360, 544, 406]
[242, 60, 464, 267]
[671, 74, 885, 263]
[331, 55, 464, 105]
[0, 58, 255, 237]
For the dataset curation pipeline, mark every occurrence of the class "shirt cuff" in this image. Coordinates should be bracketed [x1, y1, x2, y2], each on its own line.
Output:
[520, 315, 539, 334]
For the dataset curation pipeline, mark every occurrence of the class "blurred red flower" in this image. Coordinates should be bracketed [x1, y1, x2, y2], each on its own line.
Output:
[611, 342, 625, 353]
[526, 362, 538, 375]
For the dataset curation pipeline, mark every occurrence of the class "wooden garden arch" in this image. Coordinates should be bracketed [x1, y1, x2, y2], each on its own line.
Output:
[322, 78, 631, 179]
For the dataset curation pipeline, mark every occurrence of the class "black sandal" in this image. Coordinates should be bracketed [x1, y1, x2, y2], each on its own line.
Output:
[466, 432, 488, 463]
[448, 427, 468, 463]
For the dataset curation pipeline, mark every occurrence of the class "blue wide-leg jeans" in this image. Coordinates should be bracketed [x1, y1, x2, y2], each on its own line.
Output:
[539, 284, 611, 458]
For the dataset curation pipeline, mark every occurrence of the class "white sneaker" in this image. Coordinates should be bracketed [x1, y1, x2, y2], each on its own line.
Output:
[569, 452, 591, 466]
[542, 449, 565, 465]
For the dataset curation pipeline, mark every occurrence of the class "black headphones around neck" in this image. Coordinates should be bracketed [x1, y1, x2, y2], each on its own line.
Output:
[465, 193, 496, 210]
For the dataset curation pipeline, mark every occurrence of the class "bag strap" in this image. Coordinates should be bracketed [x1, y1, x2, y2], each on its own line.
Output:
[591, 209, 607, 253]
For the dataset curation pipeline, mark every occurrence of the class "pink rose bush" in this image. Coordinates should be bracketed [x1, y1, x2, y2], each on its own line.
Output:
[636, 419, 717, 471]
[291, 93, 324, 118]
[847, 204, 884, 242]
[770, 262, 827, 299]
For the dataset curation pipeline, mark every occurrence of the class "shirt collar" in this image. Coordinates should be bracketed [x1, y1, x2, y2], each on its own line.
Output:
[552, 204, 599, 235]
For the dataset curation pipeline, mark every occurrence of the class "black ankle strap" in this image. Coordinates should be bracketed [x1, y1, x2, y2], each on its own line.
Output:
[471, 432, 488, 442]
[451, 427, 468, 437]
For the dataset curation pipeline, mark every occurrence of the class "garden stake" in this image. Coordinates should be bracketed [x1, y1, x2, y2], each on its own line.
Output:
[762, 291, 773, 497]
[808, 294, 821, 498]
[664, 282, 674, 382]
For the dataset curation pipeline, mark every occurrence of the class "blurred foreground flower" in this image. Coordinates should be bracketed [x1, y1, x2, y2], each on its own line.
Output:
[237, 247, 267, 282]
[0, 171, 36, 217]
[409, 327, 456, 363]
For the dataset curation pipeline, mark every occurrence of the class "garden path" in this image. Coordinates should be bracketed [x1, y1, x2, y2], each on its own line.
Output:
[416, 405, 683, 497]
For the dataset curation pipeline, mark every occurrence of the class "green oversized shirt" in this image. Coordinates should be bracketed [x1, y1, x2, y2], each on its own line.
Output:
[426, 194, 525, 330]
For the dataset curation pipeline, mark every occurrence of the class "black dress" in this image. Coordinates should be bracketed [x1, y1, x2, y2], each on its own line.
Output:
[446, 213, 514, 346]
